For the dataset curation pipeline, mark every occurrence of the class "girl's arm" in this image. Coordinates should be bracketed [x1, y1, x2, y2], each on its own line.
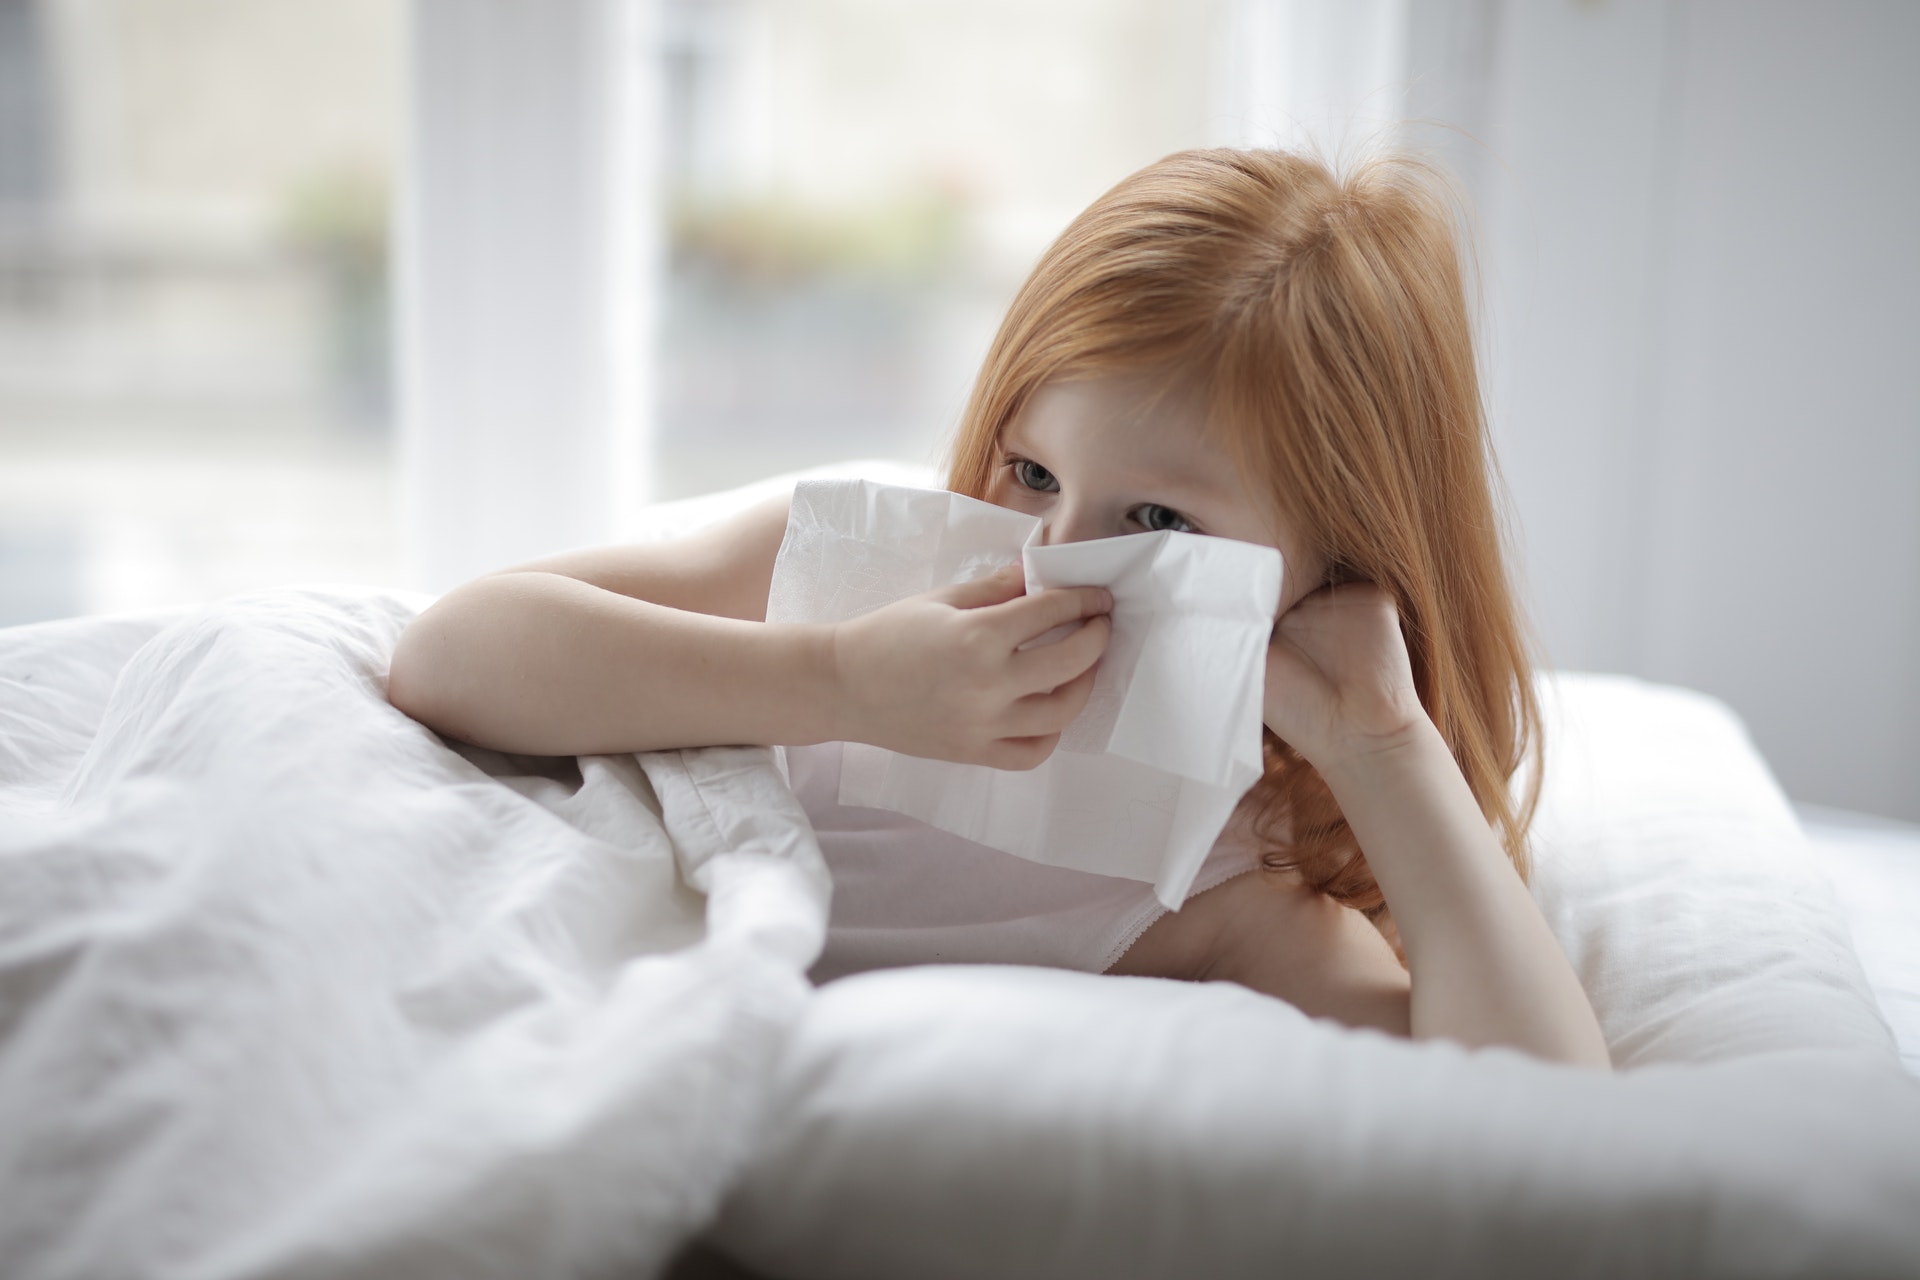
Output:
[1262, 585, 1612, 1069]
[387, 493, 1115, 765]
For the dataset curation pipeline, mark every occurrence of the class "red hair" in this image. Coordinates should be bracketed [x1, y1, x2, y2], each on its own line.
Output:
[946, 147, 1540, 914]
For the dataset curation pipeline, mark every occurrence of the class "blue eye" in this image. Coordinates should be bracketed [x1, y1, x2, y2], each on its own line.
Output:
[1012, 459, 1059, 493]
[1133, 503, 1197, 534]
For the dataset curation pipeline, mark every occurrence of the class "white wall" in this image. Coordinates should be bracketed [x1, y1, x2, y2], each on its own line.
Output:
[1467, 0, 1920, 820]
[1471, 0, 1673, 678]
[1640, 1, 1920, 820]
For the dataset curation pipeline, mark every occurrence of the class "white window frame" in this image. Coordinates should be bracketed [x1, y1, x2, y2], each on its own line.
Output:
[399, 0, 660, 592]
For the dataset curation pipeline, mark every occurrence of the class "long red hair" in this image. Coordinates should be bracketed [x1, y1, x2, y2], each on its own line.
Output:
[946, 147, 1540, 913]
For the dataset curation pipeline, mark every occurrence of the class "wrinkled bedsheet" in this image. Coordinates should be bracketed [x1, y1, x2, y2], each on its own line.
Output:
[0, 587, 829, 1279]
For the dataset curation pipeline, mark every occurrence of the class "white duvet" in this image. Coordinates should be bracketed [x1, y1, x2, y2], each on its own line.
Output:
[2, 576, 1919, 1280]
[0, 588, 829, 1279]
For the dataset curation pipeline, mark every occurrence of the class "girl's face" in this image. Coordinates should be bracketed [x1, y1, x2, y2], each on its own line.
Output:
[987, 373, 1325, 614]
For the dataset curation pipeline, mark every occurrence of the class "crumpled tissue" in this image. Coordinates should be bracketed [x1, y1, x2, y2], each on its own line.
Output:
[766, 478, 1283, 908]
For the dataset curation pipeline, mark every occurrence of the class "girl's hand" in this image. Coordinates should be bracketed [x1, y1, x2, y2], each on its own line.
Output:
[1263, 583, 1614, 1069]
[828, 564, 1113, 769]
[1262, 582, 1430, 771]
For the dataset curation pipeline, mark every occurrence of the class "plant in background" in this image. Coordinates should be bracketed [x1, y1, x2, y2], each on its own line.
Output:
[669, 183, 964, 289]
[282, 164, 392, 433]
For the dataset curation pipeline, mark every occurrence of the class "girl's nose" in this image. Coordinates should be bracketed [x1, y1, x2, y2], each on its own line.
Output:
[1041, 502, 1108, 546]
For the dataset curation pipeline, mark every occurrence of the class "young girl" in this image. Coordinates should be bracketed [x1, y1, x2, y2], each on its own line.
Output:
[390, 147, 1611, 1070]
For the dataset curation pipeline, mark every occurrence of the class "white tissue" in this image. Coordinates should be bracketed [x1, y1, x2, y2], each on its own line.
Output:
[766, 479, 1283, 908]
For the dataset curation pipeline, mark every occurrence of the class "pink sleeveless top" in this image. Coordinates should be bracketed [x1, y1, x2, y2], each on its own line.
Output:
[785, 741, 1262, 983]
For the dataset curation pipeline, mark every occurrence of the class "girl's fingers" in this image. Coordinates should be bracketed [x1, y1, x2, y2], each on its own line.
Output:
[933, 563, 1027, 610]
[1004, 661, 1100, 736]
[988, 584, 1114, 646]
[1009, 612, 1109, 692]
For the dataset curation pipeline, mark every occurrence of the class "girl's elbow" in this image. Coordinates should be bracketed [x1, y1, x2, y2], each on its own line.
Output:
[386, 613, 456, 731]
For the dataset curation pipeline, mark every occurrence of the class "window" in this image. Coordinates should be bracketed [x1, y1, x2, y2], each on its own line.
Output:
[653, 0, 1227, 500]
[0, 0, 402, 624]
[2, 0, 1413, 614]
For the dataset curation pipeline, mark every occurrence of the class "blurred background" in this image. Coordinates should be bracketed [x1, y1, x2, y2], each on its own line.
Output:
[0, 0, 1914, 822]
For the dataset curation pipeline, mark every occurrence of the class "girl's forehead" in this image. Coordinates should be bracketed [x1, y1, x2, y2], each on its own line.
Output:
[1008, 375, 1240, 495]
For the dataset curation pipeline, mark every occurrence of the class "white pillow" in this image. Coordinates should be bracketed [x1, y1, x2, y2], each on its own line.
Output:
[1527, 674, 1896, 1065]
[706, 675, 1918, 1278]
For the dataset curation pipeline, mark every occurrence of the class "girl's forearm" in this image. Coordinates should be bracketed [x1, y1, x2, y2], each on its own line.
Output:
[389, 572, 836, 757]
[1318, 725, 1612, 1069]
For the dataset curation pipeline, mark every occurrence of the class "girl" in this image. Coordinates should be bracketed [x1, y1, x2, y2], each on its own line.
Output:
[390, 147, 1611, 1070]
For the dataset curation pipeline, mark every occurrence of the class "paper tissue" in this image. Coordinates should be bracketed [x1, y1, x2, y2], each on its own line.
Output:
[766, 479, 1283, 908]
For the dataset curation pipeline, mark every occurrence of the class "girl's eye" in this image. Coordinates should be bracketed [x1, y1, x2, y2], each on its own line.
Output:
[1132, 503, 1197, 534]
[1012, 458, 1059, 493]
